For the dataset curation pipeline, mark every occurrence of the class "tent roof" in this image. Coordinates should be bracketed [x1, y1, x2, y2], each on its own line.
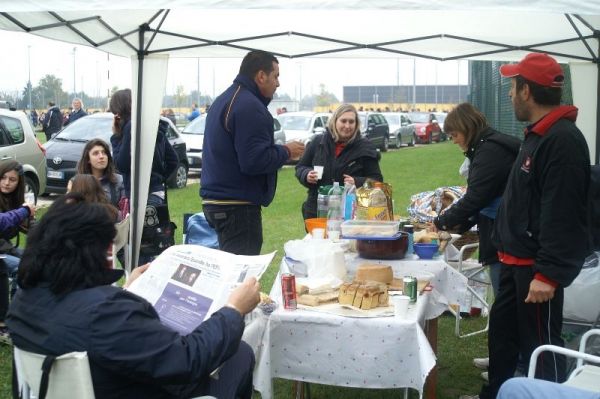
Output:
[1, 2, 599, 62]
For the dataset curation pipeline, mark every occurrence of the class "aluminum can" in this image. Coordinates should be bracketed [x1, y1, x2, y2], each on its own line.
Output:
[281, 273, 297, 310]
[403, 276, 417, 303]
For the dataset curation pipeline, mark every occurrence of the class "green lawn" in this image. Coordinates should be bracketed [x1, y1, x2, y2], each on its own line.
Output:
[1, 141, 488, 398]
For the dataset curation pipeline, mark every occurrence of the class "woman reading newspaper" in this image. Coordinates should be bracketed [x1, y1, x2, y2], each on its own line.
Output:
[6, 193, 260, 399]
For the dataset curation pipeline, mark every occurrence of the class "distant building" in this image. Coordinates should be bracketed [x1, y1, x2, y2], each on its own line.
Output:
[343, 85, 469, 104]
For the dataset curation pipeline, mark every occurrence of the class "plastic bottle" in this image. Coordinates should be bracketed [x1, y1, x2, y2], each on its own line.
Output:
[326, 182, 343, 236]
[367, 182, 390, 220]
[342, 182, 356, 220]
[317, 185, 332, 218]
[404, 224, 414, 255]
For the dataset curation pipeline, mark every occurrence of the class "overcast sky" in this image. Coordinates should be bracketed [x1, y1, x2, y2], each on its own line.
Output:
[1, 30, 468, 102]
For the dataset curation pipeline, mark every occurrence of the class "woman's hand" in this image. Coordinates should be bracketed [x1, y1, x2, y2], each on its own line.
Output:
[22, 204, 36, 218]
[123, 263, 150, 289]
[306, 170, 320, 185]
[343, 174, 355, 186]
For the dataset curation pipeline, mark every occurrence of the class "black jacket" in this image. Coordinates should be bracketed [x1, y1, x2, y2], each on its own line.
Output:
[493, 106, 590, 287]
[295, 130, 383, 219]
[434, 127, 520, 265]
[42, 105, 63, 136]
[7, 272, 245, 399]
[64, 108, 87, 126]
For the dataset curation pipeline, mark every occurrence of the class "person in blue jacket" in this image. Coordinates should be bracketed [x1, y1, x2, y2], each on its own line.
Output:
[187, 103, 200, 121]
[0, 203, 35, 344]
[7, 194, 259, 398]
[200, 50, 304, 255]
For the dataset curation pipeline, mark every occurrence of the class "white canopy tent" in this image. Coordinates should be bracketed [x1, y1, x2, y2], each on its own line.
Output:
[1, 1, 598, 267]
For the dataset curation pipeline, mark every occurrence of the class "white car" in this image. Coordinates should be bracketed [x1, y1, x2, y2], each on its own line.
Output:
[0, 108, 47, 200]
[276, 111, 331, 144]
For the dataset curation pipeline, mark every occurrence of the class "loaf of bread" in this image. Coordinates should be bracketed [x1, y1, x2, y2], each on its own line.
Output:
[355, 264, 393, 284]
[297, 290, 339, 307]
[338, 281, 388, 310]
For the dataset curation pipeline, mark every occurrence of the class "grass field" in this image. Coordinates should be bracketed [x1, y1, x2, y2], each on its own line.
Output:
[0, 141, 489, 398]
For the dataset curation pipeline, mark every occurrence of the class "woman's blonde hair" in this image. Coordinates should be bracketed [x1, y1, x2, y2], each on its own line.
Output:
[444, 103, 489, 148]
[328, 103, 361, 143]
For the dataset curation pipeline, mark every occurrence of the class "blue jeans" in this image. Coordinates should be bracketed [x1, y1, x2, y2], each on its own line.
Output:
[498, 377, 600, 399]
[203, 204, 262, 255]
[488, 261, 502, 298]
[4, 248, 24, 297]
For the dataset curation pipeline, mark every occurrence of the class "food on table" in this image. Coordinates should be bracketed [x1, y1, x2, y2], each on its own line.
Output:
[338, 281, 389, 310]
[297, 290, 339, 306]
[260, 292, 273, 304]
[355, 264, 393, 284]
[414, 230, 439, 244]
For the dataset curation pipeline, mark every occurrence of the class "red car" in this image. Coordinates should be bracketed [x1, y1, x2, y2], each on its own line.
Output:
[409, 112, 442, 144]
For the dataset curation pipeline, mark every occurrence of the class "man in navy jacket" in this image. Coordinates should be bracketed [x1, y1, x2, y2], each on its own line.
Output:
[200, 50, 304, 255]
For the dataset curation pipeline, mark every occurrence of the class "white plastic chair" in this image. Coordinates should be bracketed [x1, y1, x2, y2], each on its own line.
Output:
[528, 328, 600, 393]
[112, 214, 131, 277]
[13, 347, 95, 399]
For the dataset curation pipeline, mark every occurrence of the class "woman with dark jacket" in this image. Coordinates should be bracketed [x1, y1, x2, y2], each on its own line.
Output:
[109, 89, 179, 203]
[433, 103, 520, 296]
[295, 104, 383, 220]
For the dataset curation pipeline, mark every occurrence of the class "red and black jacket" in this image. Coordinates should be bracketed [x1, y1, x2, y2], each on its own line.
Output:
[493, 106, 590, 287]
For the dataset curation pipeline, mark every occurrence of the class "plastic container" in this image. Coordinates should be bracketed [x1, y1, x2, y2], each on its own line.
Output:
[305, 217, 327, 234]
[404, 224, 414, 255]
[340, 220, 400, 238]
[317, 185, 332, 218]
[327, 182, 343, 235]
[356, 232, 409, 260]
[413, 243, 440, 259]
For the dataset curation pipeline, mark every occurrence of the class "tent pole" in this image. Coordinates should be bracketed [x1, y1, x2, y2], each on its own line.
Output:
[131, 26, 146, 269]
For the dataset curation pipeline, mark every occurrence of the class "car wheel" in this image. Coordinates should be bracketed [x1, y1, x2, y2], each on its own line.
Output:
[409, 135, 415, 147]
[168, 163, 188, 189]
[395, 137, 402, 149]
[381, 136, 389, 152]
[24, 175, 39, 204]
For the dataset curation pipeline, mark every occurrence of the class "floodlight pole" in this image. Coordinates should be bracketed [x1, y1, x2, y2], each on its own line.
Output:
[27, 45, 32, 111]
[73, 47, 77, 99]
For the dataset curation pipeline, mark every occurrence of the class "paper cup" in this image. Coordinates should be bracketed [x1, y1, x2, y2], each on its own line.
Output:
[392, 295, 410, 319]
[313, 165, 324, 179]
[312, 228, 325, 239]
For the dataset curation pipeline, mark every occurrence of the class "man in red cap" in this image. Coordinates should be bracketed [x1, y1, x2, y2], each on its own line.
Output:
[463, 53, 591, 399]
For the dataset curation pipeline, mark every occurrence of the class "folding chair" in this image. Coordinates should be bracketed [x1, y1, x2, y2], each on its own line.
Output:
[528, 329, 600, 393]
[446, 242, 492, 338]
[13, 347, 95, 399]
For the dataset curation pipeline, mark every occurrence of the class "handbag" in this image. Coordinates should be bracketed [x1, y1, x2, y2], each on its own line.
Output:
[117, 196, 130, 221]
[140, 183, 176, 258]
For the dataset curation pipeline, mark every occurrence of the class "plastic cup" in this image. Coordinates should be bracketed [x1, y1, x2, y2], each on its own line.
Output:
[313, 165, 324, 179]
[312, 228, 325, 239]
[392, 295, 410, 319]
[24, 192, 35, 206]
[328, 230, 340, 242]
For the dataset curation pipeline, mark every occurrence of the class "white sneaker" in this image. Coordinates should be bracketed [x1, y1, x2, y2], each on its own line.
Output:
[481, 371, 489, 382]
[473, 357, 489, 369]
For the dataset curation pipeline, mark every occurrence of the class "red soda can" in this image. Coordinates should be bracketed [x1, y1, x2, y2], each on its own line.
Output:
[281, 273, 297, 310]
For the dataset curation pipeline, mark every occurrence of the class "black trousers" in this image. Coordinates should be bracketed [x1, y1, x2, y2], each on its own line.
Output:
[0, 260, 8, 322]
[480, 264, 566, 399]
[203, 204, 262, 256]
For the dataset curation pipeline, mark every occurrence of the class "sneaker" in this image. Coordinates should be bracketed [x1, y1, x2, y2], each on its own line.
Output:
[481, 371, 489, 382]
[473, 357, 489, 369]
[0, 325, 12, 345]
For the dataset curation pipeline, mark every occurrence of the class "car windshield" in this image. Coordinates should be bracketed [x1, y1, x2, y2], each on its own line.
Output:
[278, 115, 311, 131]
[384, 115, 400, 125]
[409, 113, 430, 123]
[182, 115, 206, 135]
[55, 117, 113, 142]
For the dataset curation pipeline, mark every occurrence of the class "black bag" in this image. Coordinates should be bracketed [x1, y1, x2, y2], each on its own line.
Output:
[140, 201, 177, 258]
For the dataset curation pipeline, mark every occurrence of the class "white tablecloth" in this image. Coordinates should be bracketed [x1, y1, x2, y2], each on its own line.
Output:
[252, 255, 468, 398]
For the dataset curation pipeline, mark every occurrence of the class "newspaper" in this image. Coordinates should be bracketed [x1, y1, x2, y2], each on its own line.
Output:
[127, 244, 275, 335]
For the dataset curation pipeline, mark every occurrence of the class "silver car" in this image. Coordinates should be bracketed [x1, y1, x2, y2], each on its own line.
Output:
[0, 109, 47, 200]
[382, 112, 416, 148]
[276, 112, 330, 144]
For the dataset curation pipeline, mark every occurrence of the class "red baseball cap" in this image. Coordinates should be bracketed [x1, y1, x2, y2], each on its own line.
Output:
[499, 53, 564, 87]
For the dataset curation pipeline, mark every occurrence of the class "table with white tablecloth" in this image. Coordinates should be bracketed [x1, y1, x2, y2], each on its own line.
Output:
[252, 254, 469, 398]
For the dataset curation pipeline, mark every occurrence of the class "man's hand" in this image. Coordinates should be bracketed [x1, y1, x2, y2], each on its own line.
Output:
[284, 141, 305, 161]
[124, 263, 150, 289]
[227, 277, 261, 315]
[524, 279, 555, 303]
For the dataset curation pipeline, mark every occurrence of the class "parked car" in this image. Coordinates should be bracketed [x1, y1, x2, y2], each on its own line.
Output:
[276, 111, 330, 144]
[0, 109, 47, 201]
[381, 112, 416, 148]
[408, 112, 443, 144]
[180, 115, 286, 172]
[433, 112, 448, 141]
[44, 113, 188, 193]
[358, 111, 390, 152]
